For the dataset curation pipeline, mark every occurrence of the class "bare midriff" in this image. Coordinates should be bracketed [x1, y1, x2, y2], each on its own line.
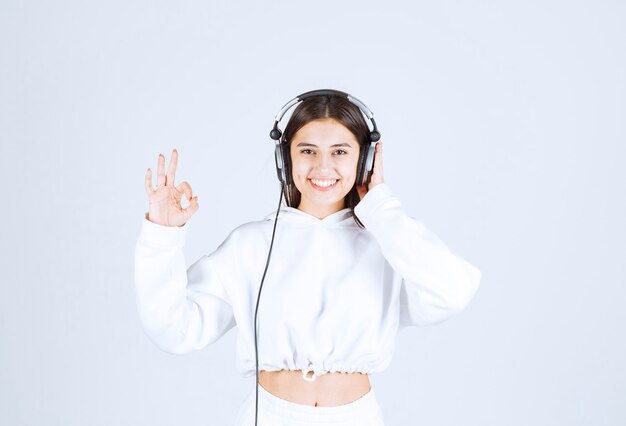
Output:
[258, 370, 371, 407]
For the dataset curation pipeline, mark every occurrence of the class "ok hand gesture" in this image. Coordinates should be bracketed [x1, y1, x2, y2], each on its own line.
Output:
[145, 149, 199, 227]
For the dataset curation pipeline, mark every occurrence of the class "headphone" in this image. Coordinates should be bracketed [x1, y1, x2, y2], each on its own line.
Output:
[270, 89, 381, 192]
[254, 89, 381, 425]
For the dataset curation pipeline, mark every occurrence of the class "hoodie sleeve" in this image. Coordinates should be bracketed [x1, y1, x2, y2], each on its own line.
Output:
[354, 184, 481, 327]
[134, 213, 236, 354]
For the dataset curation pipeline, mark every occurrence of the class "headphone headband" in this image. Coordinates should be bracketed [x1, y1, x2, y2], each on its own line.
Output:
[270, 89, 379, 142]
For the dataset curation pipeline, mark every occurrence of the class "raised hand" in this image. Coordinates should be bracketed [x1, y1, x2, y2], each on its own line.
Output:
[145, 149, 199, 227]
[357, 141, 384, 200]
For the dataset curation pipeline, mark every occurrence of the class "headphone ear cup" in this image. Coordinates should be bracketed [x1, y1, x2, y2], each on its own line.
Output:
[356, 144, 366, 186]
[274, 143, 286, 184]
[358, 142, 376, 187]
[281, 141, 291, 185]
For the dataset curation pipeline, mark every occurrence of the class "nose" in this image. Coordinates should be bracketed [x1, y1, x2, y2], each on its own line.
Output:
[314, 152, 334, 174]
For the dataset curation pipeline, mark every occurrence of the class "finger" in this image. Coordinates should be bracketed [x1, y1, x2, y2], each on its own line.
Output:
[157, 153, 166, 186]
[374, 142, 383, 176]
[145, 168, 154, 195]
[186, 196, 200, 216]
[176, 181, 193, 202]
[167, 149, 178, 188]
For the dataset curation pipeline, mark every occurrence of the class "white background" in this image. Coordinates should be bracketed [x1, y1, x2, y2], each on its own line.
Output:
[1, 1, 624, 425]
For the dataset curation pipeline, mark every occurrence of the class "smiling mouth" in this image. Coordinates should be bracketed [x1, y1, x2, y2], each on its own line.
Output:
[308, 178, 339, 190]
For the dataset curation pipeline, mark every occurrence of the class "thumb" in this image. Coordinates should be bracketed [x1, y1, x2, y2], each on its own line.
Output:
[189, 195, 199, 212]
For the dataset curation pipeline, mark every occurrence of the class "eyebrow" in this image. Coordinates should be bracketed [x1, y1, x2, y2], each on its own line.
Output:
[295, 142, 354, 148]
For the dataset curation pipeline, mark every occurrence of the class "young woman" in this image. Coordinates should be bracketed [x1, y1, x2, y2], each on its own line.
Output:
[134, 92, 482, 425]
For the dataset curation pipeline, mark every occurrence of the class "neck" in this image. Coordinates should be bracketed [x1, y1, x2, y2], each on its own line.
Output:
[296, 200, 345, 220]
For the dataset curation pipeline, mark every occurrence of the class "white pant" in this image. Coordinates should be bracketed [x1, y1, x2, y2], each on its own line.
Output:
[234, 384, 386, 425]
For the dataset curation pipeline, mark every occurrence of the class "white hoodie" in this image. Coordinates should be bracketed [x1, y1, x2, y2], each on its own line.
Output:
[134, 183, 481, 380]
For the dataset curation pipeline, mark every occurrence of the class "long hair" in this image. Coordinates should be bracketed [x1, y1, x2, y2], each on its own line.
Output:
[281, 94, 369, 228]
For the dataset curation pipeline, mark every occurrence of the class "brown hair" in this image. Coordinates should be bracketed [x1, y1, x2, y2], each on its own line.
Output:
[280, 94, 369, 228]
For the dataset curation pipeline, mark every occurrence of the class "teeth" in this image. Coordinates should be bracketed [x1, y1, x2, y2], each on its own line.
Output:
[310, 179, 337, 188]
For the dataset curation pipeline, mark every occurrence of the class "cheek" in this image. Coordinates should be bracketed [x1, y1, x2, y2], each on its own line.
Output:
[289, 156, 310, 192]
[290, 156, 308, 178]
[342, 156, 360, 178]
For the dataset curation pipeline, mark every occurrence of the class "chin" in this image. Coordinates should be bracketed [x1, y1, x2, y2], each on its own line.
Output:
[296, 189, 340, 206]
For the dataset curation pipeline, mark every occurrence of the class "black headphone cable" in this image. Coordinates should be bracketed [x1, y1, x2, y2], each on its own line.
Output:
[254, 182, 284, 425]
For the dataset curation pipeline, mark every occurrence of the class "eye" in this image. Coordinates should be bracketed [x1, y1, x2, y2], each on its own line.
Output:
[334, 149, 348, 155]
[300, 149, 314, 155]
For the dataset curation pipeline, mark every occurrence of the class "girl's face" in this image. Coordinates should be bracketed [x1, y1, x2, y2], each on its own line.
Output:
[289, 118, 361, 219]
